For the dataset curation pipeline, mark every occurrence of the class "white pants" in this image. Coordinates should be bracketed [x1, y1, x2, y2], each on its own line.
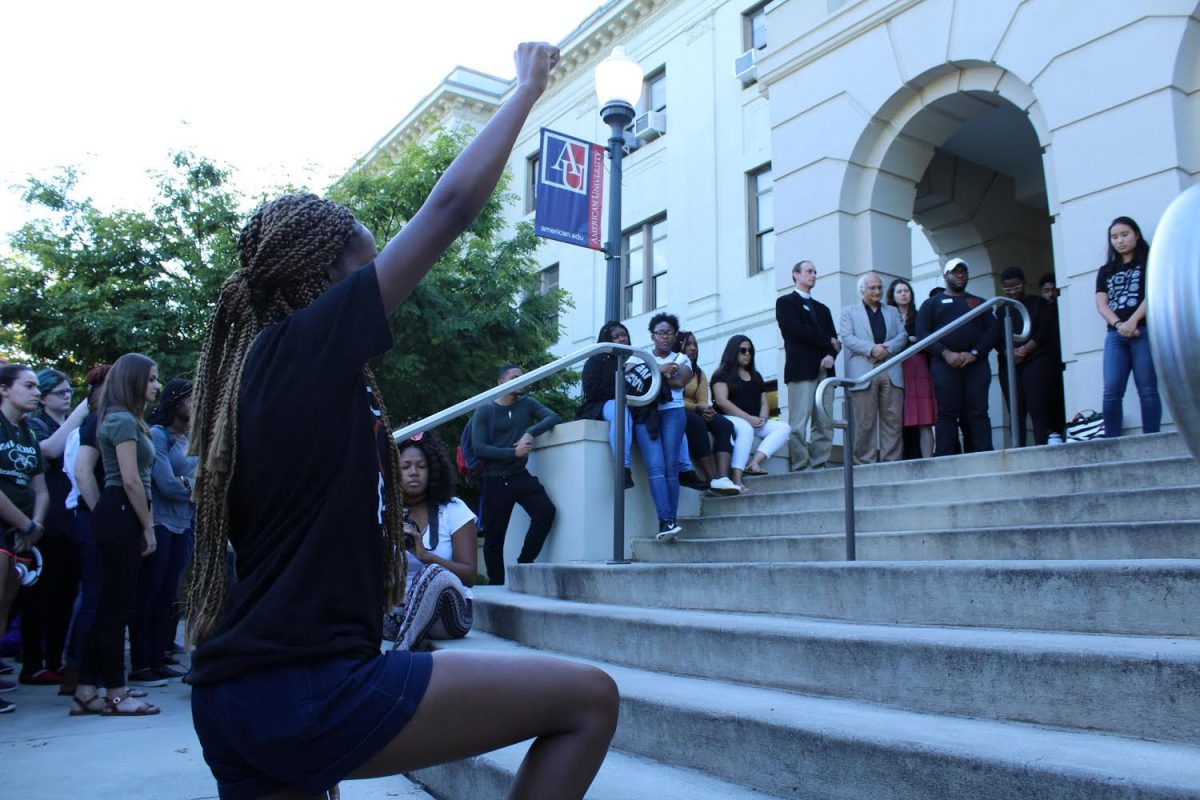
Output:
[724, 416, 790, 470]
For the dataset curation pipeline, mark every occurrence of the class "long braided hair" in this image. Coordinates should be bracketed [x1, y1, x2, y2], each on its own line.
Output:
[187, 193, 408, 644]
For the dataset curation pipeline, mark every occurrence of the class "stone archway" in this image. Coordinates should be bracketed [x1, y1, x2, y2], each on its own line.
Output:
[839, 64, 1056, 297]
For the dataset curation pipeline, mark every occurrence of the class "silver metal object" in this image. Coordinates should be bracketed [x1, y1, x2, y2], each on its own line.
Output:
[1148, 184, 1200, 459]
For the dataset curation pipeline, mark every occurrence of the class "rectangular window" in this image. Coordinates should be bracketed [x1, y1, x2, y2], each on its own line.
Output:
[748, 163, 775, 274]
[622, 215, 667, 318]
[646, 70, 667, 113]
[525, 153, 540, 214]
[744, 3, 768, 51]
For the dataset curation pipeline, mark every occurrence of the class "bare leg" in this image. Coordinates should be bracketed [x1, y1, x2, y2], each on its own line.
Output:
[714, 451, 732, 480]
[919, 426, 934, 459]
[348, 650, 618, 800]
[731, 467, 745, 489]
[698, 455, 716, 483]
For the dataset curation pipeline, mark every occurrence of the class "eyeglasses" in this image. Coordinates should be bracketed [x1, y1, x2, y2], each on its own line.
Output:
[652, 329, 676, 337]
[47, 389, 73, 399]
[738, 347, 754, 355]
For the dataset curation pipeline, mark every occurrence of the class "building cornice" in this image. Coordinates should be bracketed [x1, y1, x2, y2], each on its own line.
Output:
[358, 0, 684, 172]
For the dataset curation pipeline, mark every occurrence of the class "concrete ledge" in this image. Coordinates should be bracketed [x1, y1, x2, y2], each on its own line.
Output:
[429, 633, 1200, 800]
[506, 560, 1200, 635]
[472, 589, 1200, 745]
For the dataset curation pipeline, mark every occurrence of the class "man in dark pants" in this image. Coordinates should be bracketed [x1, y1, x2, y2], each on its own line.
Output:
[916, 258, 998, 456]
[996, 267, 1056, 446]
[1039, 273, 1067, 438]
[473, 364, 561, 586]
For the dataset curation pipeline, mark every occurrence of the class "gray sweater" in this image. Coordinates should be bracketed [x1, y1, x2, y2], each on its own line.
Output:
[471, 396, 561, 477]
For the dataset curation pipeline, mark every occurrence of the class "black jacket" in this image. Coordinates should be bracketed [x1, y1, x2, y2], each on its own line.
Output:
[915, 291, 1000, 358]
[776, 291, 838, 382]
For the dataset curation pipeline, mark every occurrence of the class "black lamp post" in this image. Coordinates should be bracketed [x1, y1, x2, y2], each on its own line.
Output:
[594, 47, 643, 561]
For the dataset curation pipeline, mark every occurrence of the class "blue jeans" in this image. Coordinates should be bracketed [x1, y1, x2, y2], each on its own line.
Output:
[1102, 327, 1161, 437]
[602, 400, 632, 468]
[634, 407, 686, 523]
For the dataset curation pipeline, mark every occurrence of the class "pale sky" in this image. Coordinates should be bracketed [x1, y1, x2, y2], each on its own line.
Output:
[0, 0, 605, 247]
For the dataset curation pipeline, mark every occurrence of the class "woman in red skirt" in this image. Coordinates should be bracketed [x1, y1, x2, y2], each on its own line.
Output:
[888, 279, 936, 458]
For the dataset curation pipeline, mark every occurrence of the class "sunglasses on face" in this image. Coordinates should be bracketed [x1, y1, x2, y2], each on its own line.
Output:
[739, 347, 754, 355]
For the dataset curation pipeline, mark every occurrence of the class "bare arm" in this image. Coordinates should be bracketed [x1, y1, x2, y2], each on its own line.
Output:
[1095, 292, 1120, 326]
[414, 521, 479, 588]
[374, 43, 558, 314]
[0, 489, 35, 532]
[35, 400, 89, 459]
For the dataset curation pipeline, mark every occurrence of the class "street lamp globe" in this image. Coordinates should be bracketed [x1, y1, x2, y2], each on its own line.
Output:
[594, 46, 643, 115]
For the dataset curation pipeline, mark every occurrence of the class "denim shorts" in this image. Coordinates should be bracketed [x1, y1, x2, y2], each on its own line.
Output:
[191, 650, 433, 799]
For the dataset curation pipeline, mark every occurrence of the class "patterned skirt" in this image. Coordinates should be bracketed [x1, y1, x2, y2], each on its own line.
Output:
[392, 564, 473, 652]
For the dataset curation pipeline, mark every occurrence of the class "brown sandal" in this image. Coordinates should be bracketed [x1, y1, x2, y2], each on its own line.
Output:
[69, 693, 106, 716]
[102, 693, 160, 716]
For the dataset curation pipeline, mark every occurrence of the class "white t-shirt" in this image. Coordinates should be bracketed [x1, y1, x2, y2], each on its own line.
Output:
[63, 428, 81, 511]
[405, 496, 477, 598]
[653, 351, 691, 409]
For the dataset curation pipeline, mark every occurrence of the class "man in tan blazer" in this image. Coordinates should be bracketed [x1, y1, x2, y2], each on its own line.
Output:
[839, 272, 909, 463]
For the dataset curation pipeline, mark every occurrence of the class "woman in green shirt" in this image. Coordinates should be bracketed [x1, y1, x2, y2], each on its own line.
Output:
[70, 352, 161, 716]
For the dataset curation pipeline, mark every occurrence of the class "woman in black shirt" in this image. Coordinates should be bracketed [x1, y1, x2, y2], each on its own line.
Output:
[186, 42, 615, 800]
[1094, 215, 1160, 437]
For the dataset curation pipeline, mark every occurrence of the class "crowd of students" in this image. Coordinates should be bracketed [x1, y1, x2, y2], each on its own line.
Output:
[0, 356, 195, 716]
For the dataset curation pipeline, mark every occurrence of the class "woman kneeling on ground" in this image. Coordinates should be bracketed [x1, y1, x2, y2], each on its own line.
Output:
[185, 41, 617, 800]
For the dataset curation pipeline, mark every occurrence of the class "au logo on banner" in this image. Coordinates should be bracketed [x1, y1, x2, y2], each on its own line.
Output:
[534, 128, 605, 251]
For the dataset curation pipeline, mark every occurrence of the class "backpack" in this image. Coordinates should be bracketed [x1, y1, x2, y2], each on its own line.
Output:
[456, 403, 496, 485]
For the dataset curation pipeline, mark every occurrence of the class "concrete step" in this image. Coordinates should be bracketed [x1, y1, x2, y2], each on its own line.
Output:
[505, 560, 1200, 635]
[632, 520, 1200, 562]
[705, 456, 1200, 515]
[472, 588, 1200, 744]
[427, 633, 1200, 800]
[731, 432, 1191, 495]
[410, 740, 781, 800]
[677, 485, 1200, 536]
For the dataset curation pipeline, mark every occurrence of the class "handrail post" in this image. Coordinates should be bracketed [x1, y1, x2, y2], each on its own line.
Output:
[842, 390, 856, 561]
[611, 356, 629, 563]
[1004, 311, 1019, 448]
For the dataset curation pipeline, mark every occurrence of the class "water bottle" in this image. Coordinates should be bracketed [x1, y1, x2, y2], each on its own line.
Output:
[1047, 433, 1064, 445]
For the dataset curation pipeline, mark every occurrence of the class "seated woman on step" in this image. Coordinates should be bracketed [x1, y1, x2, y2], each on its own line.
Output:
[712, 335, 790, 492]
[387, 432, 477, 652]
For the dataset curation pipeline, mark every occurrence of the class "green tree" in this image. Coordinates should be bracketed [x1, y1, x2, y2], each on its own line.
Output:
[329, 129, 574, 428]
[0, 154, 243, 379]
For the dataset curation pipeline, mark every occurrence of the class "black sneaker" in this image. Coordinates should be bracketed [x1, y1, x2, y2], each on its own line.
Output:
[127, 669, 168, 688]
[655, 520, 682, 542]
[0, 660, 13, 676]
[0, 696, 14, 713]
[624, 467, 635, 490]
[0, 679, 15, 694]
[151, 665, 185, 680]
[678, 471, 708, 491]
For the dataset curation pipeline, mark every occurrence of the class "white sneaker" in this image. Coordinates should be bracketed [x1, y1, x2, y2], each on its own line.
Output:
[708, 477, 741, 496]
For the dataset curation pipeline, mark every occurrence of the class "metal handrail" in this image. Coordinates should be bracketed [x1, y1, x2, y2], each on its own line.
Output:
[1148, 184, 1200, 460]
[392, 341, 663, 563]
[814, 295, 1032, 560]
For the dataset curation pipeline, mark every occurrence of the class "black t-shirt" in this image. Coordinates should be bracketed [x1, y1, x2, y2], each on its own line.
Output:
[714, 371, 764, 418]
[188, 263, 394, 686]
[1095, 259, 1146, 328]
[0, 413, 45, 522]
[77, 414, 105, 513]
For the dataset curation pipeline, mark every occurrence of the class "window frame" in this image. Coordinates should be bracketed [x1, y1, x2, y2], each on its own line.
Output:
[747, 163, 775, 275]
[621, 214, 668, 319]
[743, 2, 768, 52]
[525, 152, 540, 214]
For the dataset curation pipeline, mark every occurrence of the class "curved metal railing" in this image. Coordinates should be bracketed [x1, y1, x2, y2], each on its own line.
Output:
[392, 341, 663, 562]
[815, 295, 1032, 560]
[1148, 184, 1200, 460]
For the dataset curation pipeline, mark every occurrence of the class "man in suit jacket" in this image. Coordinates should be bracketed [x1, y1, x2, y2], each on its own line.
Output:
[839, 272, 909, 464]
[776, 260, 841, 471]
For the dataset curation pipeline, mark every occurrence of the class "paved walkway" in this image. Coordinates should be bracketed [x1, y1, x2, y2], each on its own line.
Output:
[0, 658, 435, 800]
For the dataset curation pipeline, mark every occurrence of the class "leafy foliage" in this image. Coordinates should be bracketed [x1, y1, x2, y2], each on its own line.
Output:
[2, 134, 573, 432]
[329, 129, 574, 428]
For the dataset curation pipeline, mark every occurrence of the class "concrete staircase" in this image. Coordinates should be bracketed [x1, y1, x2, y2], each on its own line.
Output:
[410, 432, 1200, 799]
